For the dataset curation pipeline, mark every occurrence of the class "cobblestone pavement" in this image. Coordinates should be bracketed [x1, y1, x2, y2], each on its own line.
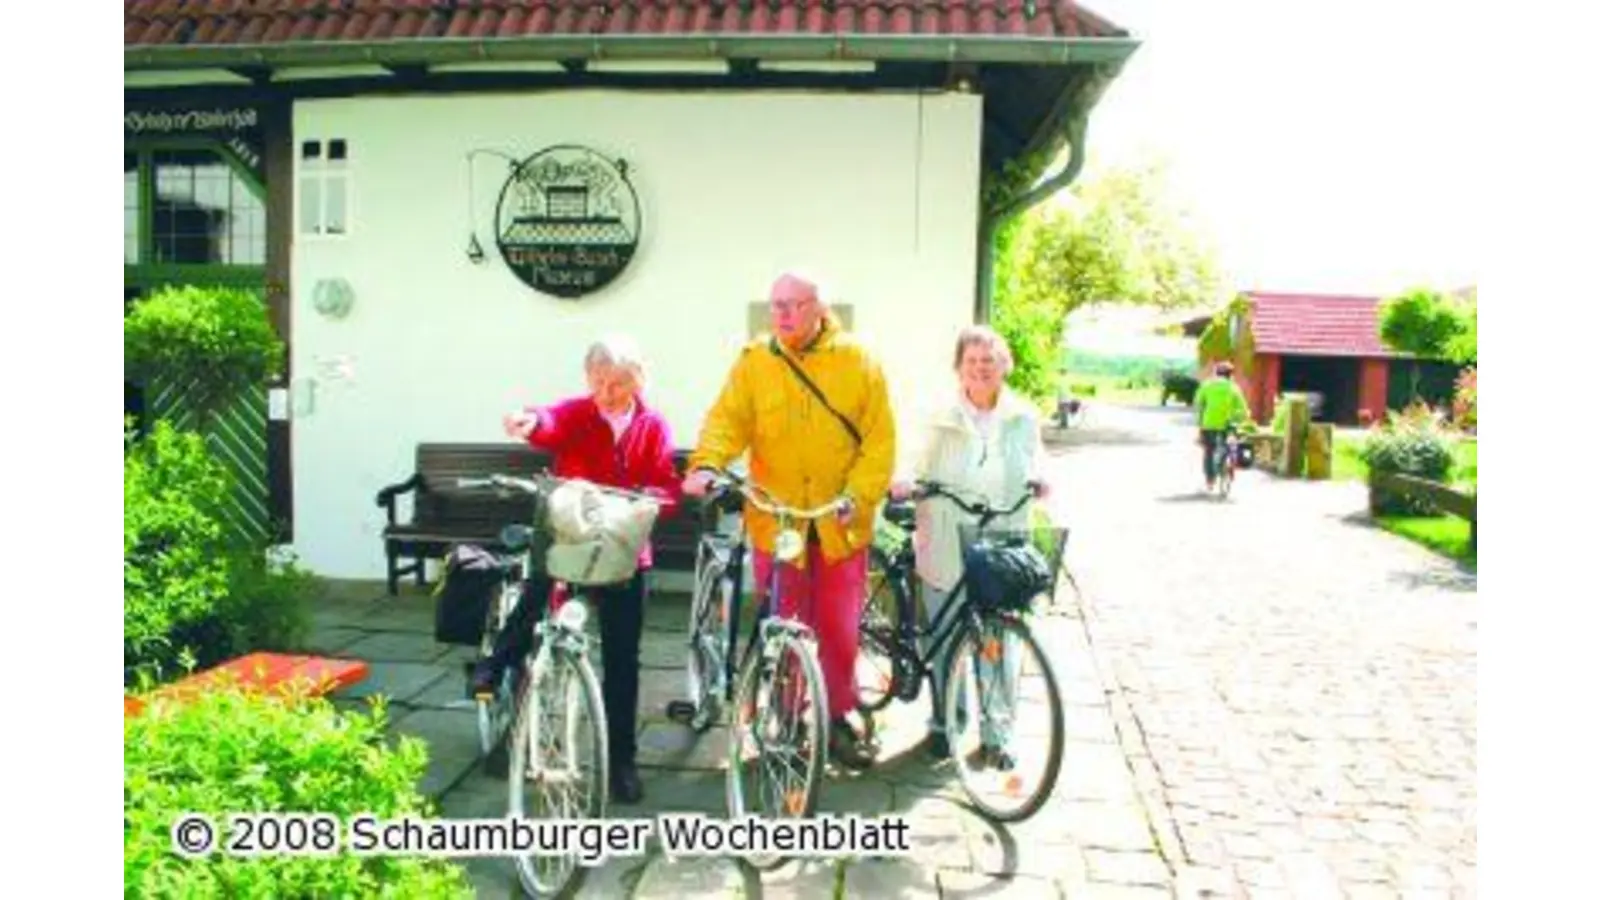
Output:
[1045, 405, 1477, 899]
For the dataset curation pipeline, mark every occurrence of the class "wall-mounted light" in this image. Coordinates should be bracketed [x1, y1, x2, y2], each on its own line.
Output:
[311, 277, 355, 319]
[464, 148, 523, 270]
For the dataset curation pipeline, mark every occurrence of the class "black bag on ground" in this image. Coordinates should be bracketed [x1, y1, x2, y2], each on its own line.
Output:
[962, 537, 1054, 612]
[434, 544, 502, 645]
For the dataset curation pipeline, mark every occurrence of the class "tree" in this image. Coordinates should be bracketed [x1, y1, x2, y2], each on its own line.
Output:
[1378, 287, 1475, 365]
[993, 158, 1221, 403]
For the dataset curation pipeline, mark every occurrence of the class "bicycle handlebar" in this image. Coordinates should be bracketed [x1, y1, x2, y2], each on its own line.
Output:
[695, 468, 847, 520]
[457, 473, 664, 505]
[912, 479, 1041, 521]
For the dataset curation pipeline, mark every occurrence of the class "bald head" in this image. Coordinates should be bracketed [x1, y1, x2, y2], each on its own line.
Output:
[769, 270, 828, 348]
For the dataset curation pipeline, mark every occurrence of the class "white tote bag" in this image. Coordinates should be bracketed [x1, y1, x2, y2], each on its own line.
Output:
[543, 479, 660, 586]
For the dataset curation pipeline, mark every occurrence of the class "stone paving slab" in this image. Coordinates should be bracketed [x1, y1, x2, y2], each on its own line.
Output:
[306, 515, 1176, 899]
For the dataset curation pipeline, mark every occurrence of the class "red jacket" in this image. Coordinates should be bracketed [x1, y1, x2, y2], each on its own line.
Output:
[522, 394, 682, 570]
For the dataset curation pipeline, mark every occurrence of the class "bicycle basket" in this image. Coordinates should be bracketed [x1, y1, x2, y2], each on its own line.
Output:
[958, 523, 1069, 613]
[543, 480, 661, 587]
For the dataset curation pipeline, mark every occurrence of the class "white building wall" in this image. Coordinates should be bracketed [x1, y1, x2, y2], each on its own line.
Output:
[289, 89, 982, 579]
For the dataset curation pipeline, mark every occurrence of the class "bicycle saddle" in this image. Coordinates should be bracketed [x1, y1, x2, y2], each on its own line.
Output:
[499, 524, 537, 552]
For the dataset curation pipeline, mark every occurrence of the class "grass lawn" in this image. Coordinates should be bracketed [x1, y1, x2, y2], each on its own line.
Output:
[1375, 514, 1476, 565]
[1059, 372, 1162, 407]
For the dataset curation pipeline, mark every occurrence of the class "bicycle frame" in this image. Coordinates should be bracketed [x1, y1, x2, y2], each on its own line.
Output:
[876, 536, 994, 685]
[872, 484, 1039, 682]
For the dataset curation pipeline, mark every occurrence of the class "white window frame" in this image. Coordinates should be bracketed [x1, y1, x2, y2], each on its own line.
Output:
[297, 138, 352, 239]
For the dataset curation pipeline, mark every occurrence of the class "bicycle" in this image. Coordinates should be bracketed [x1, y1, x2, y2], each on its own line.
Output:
[1210, 425, 1242, 498]
[664, 479, 750, 735]
[457, 473, 661, 899]
[856, 480, 1067, 823]
[687, 469, 844, 869]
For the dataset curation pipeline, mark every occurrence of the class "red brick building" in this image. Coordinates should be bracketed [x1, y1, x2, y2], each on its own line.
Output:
[1184, 292, 1463, 426]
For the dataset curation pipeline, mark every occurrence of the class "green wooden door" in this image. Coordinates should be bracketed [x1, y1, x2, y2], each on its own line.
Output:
[125, 138, 275, 544]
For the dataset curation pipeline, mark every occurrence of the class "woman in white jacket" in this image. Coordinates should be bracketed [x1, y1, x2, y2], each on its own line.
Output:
[889, 325, 1049, 766]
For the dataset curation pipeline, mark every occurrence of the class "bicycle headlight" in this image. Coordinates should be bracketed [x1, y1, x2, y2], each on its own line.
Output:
[774, 528, 804, 562]
[555, 600, 589, 632]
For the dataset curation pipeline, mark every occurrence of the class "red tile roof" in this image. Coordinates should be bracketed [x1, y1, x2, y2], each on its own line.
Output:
[125, 1, 1127, 48]
[1246, 291, 1394, 358]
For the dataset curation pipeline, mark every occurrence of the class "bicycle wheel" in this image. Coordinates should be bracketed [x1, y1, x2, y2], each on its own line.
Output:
[942, 613, 1064, 823]
[857, 546, 906, 714]
[508, 645, 609, 899]
[478, 578, 521, 757]
[726, 632, 827, 870]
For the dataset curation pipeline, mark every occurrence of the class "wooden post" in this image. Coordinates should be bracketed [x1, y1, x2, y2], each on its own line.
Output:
[1305, 423, 1333, 480]
[1283, 394, 1309, 478]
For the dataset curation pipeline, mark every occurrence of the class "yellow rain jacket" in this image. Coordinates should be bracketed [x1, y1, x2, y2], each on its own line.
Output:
[689, 314, 895, 566]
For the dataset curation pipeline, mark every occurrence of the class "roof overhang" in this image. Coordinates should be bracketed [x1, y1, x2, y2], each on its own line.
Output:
[125, 34, 1139, 71]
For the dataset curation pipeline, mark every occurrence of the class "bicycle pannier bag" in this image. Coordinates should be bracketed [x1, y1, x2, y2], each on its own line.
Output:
[434, 543, 501, 645]
[1234, 440, 1255, 470]
[962, 538, 1054, 612]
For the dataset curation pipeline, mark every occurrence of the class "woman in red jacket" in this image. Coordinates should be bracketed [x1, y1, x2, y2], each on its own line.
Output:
[472, 336, 681, 804]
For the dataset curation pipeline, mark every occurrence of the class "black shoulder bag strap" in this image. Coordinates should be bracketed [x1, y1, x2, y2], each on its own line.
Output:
[769, 338, 862, 447]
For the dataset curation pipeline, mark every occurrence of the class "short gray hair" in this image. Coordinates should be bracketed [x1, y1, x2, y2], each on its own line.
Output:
[584, 335, 647, 381]
[953, 325, 1014, 375]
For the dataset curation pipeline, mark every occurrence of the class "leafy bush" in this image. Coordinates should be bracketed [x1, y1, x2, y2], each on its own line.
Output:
[216, 547, 315, 661]
[125, 689, 473, 898]
[124, 284, 285, 423]
[125, 420, 233, 685]
[125, 421, 313, 686]
[1070, 382, 1099, 397]
[1360, 406, 1456, 515]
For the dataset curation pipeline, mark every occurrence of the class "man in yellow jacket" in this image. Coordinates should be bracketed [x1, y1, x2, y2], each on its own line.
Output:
[683, 270, 895, 770]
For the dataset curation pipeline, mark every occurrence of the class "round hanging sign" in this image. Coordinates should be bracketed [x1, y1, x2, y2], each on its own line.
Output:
[493, 145, 641, 298]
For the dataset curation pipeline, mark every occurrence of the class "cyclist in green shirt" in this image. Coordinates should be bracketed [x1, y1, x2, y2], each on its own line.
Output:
[1194, 361, 1251, 491]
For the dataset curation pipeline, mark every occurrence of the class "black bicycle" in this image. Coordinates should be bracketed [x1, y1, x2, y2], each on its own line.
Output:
[856, 480, 1067, 822]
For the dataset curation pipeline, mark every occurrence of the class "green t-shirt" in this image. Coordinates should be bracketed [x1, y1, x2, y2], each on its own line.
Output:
[1195, 376, 1249, 431]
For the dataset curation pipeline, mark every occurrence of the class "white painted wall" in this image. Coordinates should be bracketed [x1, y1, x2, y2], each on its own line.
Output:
[290, 88, 982, 579]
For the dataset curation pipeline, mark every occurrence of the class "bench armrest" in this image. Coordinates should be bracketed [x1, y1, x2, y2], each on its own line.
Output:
[375, 473, 423, 525]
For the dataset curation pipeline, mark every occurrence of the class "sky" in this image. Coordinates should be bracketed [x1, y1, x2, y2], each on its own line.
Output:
[1067, 0, 1479, 301]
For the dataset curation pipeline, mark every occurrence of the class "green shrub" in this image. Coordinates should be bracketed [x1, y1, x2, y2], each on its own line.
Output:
[124, 284, 285, 424]
[125, 688, 474, 899]
[125, 420, 233, 685]
[217, 547, 315, 660]
[1071, 382, 1099, 397]
[1361, 406, 1455, 515]
[125, 421, 313, 686]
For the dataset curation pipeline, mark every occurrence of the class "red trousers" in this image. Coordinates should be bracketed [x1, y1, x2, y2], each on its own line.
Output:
[751, 540, 868, 720]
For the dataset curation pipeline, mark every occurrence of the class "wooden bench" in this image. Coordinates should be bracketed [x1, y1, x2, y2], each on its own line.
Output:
[124, 652, 370, 719]
[1368, 470, 1478, 554]
[376, 442, 705, 595]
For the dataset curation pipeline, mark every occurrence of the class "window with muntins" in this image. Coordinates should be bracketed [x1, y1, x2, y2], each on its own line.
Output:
[151, 148, 266, 265]
[299, 138, 349, 237]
